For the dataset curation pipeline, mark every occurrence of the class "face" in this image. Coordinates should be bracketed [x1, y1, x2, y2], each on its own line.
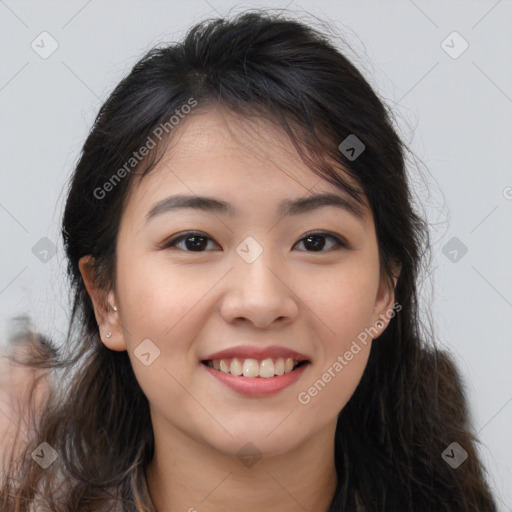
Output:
[80, 106, 397, 458]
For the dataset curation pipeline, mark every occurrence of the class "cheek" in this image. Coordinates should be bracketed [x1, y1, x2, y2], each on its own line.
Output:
[294, 256, 377, 415]
[303, 254, 380, 342]
[298, 344, 371, 421]
[116, 255, 214, 388]
[117, 253, 206, 338]
[297, 322, 372, 420]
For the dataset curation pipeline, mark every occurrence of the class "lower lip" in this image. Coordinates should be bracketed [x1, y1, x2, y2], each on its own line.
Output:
[201, 362, 310, 397]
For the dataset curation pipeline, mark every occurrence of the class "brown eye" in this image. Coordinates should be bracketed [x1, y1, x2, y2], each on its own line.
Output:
[162, 232, 219, 252]
[294, 232, 347, 252]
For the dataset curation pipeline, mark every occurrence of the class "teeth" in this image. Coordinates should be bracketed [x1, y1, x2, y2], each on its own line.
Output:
[230, 357, 243, 376]
[259, 358, 275, 378]
[274, 358, 285, 376]
[206, 357, 304, 377]
[242, 359, 260, 378]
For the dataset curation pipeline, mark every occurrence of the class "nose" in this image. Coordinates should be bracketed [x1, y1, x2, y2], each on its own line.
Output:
[220, 250, 299, 329]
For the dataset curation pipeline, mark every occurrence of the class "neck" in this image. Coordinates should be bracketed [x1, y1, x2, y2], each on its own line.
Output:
[146, 417, 338, 512]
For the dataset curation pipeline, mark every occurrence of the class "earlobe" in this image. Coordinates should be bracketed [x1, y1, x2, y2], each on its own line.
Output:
[78, 255, 127, 352]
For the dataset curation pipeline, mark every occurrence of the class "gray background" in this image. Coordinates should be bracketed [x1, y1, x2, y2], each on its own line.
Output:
[1, 0, 511, 507]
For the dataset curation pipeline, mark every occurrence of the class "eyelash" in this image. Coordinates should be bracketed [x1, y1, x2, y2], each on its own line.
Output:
[160, 230, 348, 253]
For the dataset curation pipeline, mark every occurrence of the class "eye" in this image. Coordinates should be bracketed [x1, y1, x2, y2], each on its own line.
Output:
[293, 231, 347, 252]
[161, 231, 219, 252]
[160, 230, 348, 253]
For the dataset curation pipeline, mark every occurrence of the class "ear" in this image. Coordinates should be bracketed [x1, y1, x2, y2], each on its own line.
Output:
[78, 255, 127, 352]
[370, 263, 401, 340]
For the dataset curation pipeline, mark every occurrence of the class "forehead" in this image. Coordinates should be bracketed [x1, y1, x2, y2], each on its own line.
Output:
[157, 107, 323, 183]
[125, 106, 369, 220]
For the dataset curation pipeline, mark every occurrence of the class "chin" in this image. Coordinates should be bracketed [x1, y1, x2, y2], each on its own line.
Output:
[199, 425, 308, 461]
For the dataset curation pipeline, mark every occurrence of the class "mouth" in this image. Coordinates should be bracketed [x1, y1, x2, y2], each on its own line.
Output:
[200, 357, 310, 378]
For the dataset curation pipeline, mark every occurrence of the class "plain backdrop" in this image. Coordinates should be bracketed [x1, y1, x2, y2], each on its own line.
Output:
[1, 0, 511, 508]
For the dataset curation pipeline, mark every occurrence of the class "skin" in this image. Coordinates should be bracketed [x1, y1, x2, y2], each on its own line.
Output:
[80, 106, 398, 512]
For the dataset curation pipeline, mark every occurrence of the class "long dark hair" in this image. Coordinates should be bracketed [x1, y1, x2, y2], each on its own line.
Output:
[0, 10, 496, 511]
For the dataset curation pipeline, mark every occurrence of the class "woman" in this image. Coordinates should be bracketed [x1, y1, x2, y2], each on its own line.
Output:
[0, 10, 496, 511]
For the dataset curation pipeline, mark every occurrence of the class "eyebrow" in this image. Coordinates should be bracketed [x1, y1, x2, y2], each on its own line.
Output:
[145, 192, 366, 224]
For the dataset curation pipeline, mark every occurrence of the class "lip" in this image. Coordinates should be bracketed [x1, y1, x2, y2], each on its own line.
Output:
[202, 345, 310, 362]
[201, 361, 310, 397]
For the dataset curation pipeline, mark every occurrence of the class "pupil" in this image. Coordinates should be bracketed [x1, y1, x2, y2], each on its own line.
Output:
[186, 236, 207, 251]
[305, 235, 324, 251]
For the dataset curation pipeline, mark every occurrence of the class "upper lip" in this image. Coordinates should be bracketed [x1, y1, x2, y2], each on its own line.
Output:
[202, 345, 311, 362]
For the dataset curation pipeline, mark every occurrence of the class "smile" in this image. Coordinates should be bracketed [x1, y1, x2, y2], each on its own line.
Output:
[202, 357, 307, 378]
[201, 358, 311, 397]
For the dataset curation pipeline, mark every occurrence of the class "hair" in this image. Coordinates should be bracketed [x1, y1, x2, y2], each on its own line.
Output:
[0, 9, 497, 512]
